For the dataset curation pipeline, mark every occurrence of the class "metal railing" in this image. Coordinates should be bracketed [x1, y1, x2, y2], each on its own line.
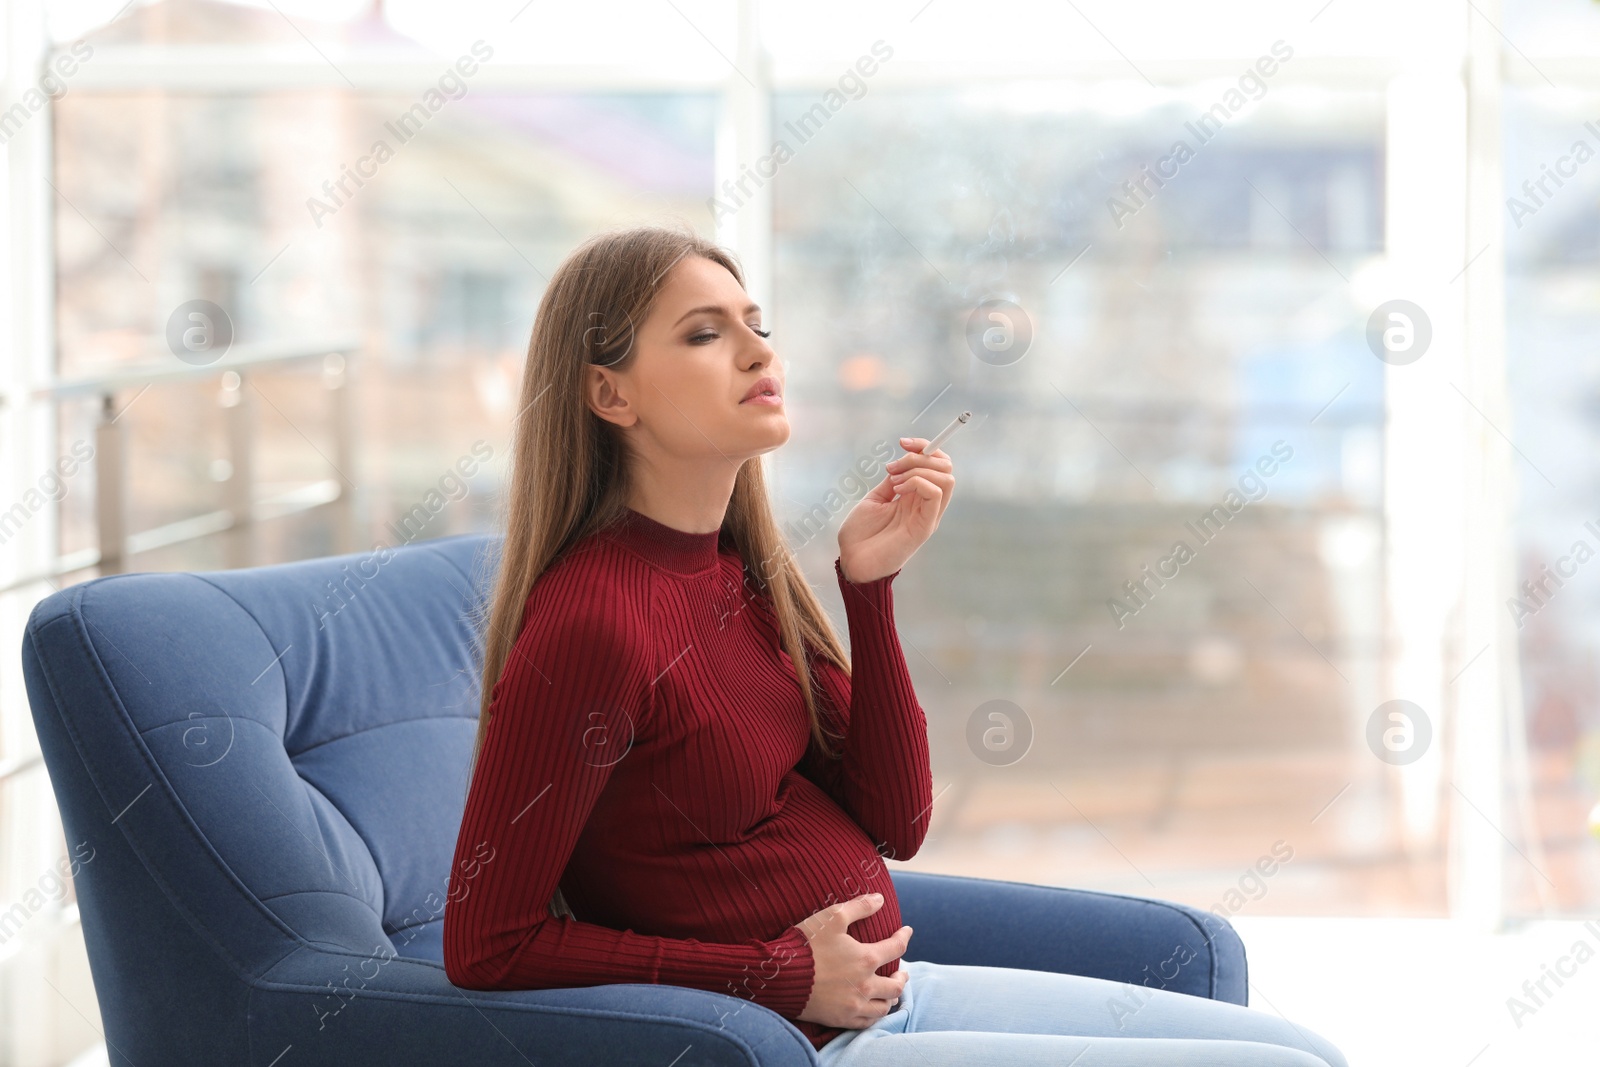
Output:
[2, 338, 360, 595]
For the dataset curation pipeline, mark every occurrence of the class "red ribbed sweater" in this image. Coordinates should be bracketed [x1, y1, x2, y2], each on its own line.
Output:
[443, 505, 934, 1052]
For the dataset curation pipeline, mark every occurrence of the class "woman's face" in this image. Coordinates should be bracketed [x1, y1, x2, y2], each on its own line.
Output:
[588, 253, 789, 466]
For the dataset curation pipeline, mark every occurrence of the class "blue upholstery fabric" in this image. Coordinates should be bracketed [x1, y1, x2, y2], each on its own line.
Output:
[21, 533, 1246, 1065]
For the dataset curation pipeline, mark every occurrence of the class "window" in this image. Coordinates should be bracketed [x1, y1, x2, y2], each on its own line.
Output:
[2, 2, 1590, 1061]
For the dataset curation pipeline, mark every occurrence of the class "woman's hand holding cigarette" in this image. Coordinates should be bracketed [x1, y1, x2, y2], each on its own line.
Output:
[837, 434, 956, 584]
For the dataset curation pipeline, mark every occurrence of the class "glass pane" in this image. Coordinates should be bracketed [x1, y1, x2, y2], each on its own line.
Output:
[772, 82, 1407, 916]
[52, 87, 717, 570]
[1504, 86, 1600, 918]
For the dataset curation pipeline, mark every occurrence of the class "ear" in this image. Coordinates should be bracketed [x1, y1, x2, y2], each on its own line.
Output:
[586, 363, 636, 428]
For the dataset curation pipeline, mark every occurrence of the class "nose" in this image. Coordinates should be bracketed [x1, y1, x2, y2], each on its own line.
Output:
[741, 326, 776, 368]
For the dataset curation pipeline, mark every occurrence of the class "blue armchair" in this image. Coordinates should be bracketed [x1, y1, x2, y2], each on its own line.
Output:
[21, 533, 1247, 1066]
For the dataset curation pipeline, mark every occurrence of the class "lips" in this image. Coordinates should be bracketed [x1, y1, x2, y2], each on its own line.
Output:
[741, 376, 783, 403]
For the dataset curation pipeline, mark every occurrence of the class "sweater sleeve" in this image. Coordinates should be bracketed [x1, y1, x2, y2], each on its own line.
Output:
[443, 563, 816, 1018]
[795, 558, 934, 862]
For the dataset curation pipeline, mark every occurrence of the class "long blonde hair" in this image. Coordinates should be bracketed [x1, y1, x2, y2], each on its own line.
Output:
[468, 223, 851, 806]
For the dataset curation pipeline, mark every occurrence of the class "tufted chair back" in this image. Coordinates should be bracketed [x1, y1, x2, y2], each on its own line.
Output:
[21, 533, 504, 1058]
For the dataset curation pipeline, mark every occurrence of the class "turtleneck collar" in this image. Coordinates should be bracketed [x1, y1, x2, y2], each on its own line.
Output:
[603, 505, 724, 577]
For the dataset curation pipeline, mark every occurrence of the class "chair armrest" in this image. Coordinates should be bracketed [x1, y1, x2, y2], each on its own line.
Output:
[889, 870, 1247, 1005]
[244, 946, 819, 1067]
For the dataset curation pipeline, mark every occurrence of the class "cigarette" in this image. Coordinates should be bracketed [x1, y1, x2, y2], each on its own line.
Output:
[919, 411, 971, 454]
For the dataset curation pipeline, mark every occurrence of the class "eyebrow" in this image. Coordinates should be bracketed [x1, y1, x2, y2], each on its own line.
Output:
[672, 302, 761, 327]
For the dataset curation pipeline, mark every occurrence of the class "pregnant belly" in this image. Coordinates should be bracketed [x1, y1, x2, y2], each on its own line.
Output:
[565, 772, 905, 963]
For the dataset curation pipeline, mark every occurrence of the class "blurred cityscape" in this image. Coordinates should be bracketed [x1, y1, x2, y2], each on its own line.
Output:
[30, 0, 1600, 939]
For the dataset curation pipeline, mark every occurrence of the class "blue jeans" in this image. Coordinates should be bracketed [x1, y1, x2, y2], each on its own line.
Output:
[815, 960, 1347, 1067]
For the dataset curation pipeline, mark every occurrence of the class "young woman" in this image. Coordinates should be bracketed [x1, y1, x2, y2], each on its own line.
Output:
[442, 225, 1346, 1067]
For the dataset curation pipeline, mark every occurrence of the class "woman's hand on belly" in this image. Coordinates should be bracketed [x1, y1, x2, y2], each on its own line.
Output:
[793, 893, 913, 1030]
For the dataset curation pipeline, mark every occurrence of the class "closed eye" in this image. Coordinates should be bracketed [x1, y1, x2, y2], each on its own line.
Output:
[687, 325, 771, 343]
